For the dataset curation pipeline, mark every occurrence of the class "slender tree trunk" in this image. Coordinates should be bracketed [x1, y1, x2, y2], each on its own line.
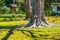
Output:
[26, 0, 51, 28]
[24, 0, 32, 19]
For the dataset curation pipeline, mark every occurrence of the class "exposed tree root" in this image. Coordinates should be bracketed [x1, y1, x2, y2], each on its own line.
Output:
[25, 18, 52, 28]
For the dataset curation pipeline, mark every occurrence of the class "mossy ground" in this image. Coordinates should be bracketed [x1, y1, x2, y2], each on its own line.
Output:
[0, 16, 60, 40]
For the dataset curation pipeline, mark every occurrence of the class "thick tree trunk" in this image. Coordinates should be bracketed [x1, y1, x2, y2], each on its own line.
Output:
[24, 0, 32, 19]
[26, 0, 51, 28]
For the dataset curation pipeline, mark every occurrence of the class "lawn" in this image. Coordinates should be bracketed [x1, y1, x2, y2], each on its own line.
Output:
[0, 16, 60, 40]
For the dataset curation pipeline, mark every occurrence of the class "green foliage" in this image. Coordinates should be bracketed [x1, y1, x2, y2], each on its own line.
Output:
[19, 2, 25, 12]
[0, 0, 5, 6]
[0, 0, 25, 14]
[44, 0, 58, 16]
[0, 0, 58, 16]
[2, 6, 10, 14]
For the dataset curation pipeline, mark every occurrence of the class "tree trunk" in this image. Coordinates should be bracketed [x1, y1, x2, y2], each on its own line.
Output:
[26, 0, 51, 28]
[24, 0, 32, 19]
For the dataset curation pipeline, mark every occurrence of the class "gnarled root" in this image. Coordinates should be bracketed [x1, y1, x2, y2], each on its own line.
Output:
[25, 19, 52, 28]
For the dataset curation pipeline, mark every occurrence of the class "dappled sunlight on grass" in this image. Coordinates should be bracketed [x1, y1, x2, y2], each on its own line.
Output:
[0, 16, 60, 40]
[3, 27, 60, 40]
[46, 16, 60, 27]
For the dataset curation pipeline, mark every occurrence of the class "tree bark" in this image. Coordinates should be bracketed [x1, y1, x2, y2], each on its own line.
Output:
[25, 0, 51, 28]
[24, 0, 32, 19]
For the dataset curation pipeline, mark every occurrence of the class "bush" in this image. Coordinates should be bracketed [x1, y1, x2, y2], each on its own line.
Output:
[2, 6, 10, 14]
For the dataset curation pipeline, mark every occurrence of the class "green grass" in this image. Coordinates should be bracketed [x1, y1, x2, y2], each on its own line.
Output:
[0, 16, 60, 40]
[0, 14, 26, 18]
[0, 20, 28, 26]
[0, 17, 25, 21]
[0, 27, 60, 40]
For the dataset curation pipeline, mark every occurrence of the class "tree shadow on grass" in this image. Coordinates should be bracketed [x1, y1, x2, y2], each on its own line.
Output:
[0, 26, 39, 40]
[16, 30, 39, 38]
[0, 26, 20, 40]
[0, 26, 11, 29]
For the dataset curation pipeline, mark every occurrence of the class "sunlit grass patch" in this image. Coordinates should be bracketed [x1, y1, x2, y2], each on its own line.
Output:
[0, 16, 60, 27]
[0, 29, 8, 40]
[0, 20, 28, 26]
[46, 16, 60, 23]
